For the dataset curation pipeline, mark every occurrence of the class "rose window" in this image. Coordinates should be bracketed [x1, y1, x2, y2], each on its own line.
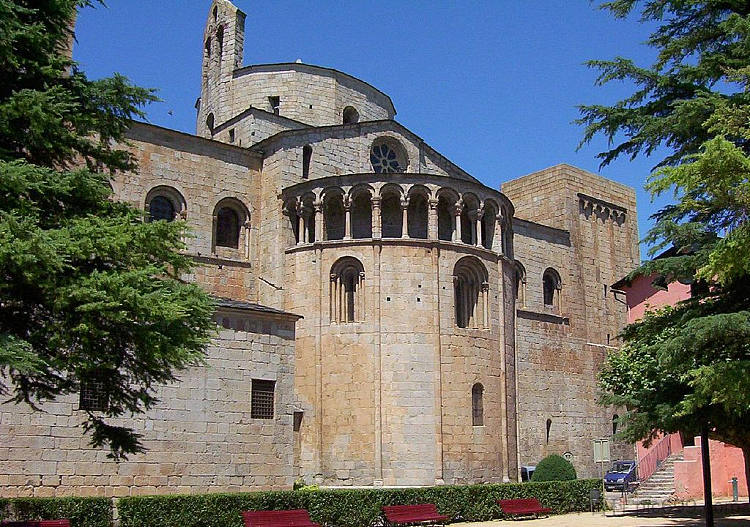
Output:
[370, 143, 403, 173]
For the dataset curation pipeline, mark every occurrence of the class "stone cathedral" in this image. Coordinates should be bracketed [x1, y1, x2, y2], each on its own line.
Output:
[0, 0, 639, 497]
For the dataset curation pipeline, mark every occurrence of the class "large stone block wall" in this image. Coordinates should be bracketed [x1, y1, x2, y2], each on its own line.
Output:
[502, 164, 638, 478]
[225, 66, 393, 128]
[258, 124, 476, 192]
[118, 123, 262, 302]
[212, 108, 308, 147]
[0, 310, 298, 497]
[283, 240, 512, 486]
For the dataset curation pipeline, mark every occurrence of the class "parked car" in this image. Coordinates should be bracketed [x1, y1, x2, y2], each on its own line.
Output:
[520, 465, 536, 482]
[604, 460, 637, 491]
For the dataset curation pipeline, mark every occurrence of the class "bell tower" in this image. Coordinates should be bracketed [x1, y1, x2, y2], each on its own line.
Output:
[197, 0, 246, 139]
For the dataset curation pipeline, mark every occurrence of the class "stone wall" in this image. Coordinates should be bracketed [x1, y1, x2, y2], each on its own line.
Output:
[283, 240, 513, 486]
[0, 308, 298, 497]
[502, 164, 638, 478]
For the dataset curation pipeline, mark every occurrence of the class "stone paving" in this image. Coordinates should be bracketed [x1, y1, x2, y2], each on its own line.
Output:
[457, 510, 750, 526]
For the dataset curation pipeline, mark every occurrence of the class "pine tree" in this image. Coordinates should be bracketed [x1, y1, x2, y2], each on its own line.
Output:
[579, 1, 750, 502]
[0, 0, 215, 459]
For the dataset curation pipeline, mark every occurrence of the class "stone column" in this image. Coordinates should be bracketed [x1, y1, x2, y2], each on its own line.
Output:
[301, 209, 311, 244]
[427, 198, 438, 240]
[475, 209, 484, 247]
[400, 197, 409, 239]
[314, 200, 323, 242]
[492, 215, 503, 253]
[344, 197, 352, 240]
[371, 196, 382, 239]
[243, 219, 251, 259]
[453, 202, 463, 243]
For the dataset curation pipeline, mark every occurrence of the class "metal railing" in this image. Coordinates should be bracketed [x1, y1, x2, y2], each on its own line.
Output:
[637, 433, 678, 482]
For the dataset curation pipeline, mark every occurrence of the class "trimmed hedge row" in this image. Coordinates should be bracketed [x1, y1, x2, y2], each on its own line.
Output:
[118, 479, 602, 527]
[0, 497, 112, 527]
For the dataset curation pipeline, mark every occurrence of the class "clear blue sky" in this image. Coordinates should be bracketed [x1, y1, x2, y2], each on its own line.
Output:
[74, 1, 670, 260]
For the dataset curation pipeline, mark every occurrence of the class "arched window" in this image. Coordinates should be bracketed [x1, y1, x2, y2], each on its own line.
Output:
[453, 256, 489, 329]
[482, 202, 497, 250]
[330, 257, 365, 323]
[437, 194, 454, 241]
[145, 186, 186, 223]
[205, 37, 211, 58]
[351, 191, 372, 239]
[212, 198, 250, 256]
[472, 383, 484, 426]
[323, 193, 345, 240]
[461, 194, 480, 245]
[342, 106, 359, 124]
[148, 195, 175, 222]
[543, 268, 562, 310]
[407, 192, 428, 239]
[283, 200, 300, 245]
[515, 262, 526, 308]
[302, 145, 312, 179]
[380, 191, 402, 238]
[546, 418, 552, 443]
[216, 207, 239, 248]
[613, 414, 619, 435]
[206, 113, 215, 135]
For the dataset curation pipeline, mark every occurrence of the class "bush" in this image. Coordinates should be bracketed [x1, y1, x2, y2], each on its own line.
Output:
[117, 479, 601, 527]
[0, 497, 112, 527]
[531, 454, 577, 482]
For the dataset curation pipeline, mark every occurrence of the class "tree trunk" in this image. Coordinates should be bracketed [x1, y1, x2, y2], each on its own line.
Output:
[701, 426, 714, 527]
[742, 444, 750, 505]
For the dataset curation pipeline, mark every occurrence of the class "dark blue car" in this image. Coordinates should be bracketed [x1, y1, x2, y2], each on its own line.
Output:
[604, 460, 637, 491]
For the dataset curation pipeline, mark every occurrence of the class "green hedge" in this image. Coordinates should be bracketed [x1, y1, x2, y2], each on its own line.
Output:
[118, 479, 602, 527]
[0, 497, 112, 527]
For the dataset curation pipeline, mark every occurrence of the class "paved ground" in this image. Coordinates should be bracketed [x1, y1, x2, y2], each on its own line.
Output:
[457, 510, 750, 526]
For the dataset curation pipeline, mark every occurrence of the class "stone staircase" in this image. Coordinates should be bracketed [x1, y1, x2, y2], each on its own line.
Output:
[631, 452, 683, 505]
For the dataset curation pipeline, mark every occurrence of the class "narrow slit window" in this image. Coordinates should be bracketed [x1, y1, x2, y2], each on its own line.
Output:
[472, 383, 484, 426]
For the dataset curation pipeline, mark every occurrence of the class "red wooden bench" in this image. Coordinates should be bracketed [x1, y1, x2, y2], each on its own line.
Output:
[1, 521, 70, 527]
[497, 498, 551, 519]
[382, 504, 449, 526]
[241, 509, 320, 527]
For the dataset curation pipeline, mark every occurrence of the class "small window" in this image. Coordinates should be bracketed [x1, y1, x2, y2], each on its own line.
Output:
[149, 195, 175, 222]
[216, 207, 240, 248]
[343, 106, 359, 124]
[546, 418, 552, 443]
[543, 268, 561, 309]
[613, 414, 619, 435]
[302, 145, 312, 179]
[79, 372, 109, 412]
[251, 379, 275, 419]
[206, 113, 215, 135]
[472, 383, 484, 426]
[216, 25, 224, 55]
[269, 96, 280, 115]
[205, 37, 211, 58]
[293, 411, 303, 432]
[228, 128, 235, 143]
[213, 6, 218, 21]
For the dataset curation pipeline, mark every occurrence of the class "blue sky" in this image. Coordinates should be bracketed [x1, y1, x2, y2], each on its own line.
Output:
[74, 1, 670, 259]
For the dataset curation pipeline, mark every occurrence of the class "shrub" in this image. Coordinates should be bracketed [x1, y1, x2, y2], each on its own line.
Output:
[118, 479, 601, 527]
[0, 497, 112, 527]
[531, 454, 577, 482]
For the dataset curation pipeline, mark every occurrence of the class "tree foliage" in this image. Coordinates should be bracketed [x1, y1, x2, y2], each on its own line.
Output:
[581, 0, 750, 500]
[0, 0, 215, 458]
[530, 455, 577, 482]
